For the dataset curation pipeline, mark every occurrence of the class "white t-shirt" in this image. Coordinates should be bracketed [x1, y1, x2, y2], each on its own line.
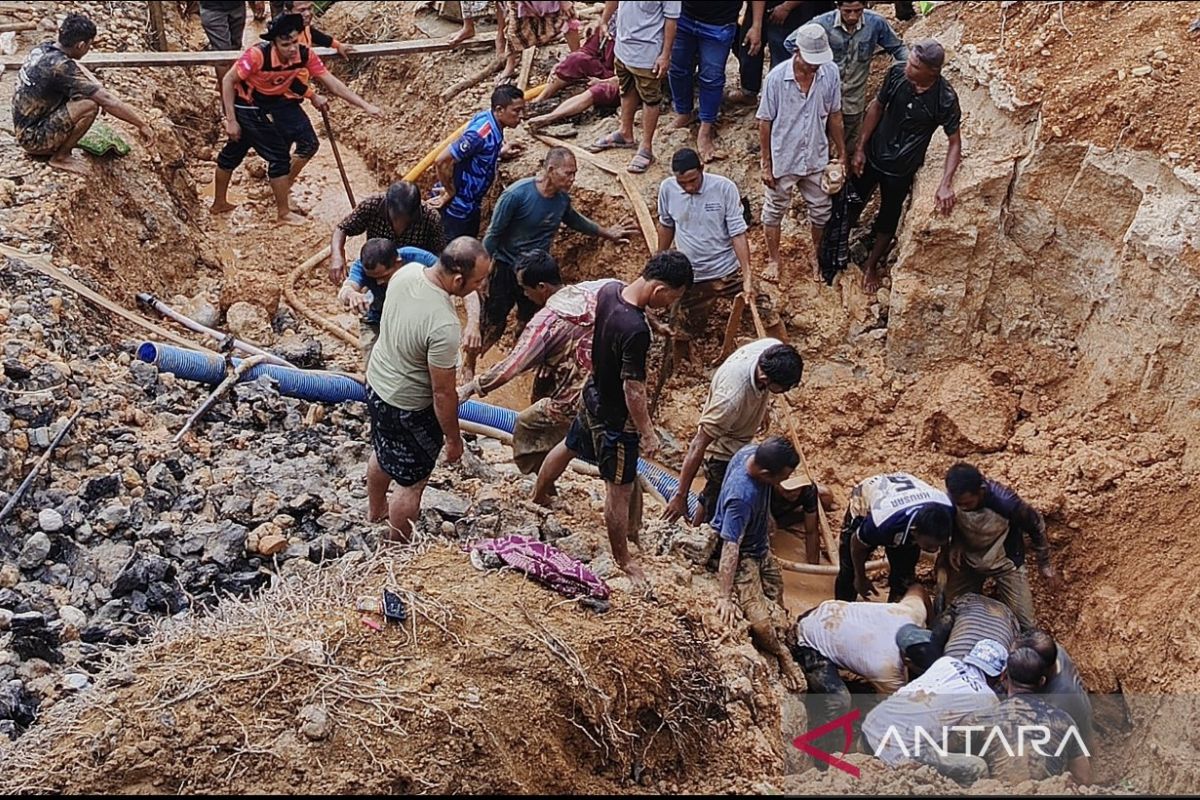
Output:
[796, 594, 927, 694]
[861, 656, 999, 766]
[698, 338, 780, 460]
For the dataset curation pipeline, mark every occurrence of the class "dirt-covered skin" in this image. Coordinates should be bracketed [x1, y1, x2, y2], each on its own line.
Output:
[1, 0, 1198, 794]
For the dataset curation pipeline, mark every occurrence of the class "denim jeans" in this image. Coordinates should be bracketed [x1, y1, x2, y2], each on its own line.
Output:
[668, 14, 737, 123]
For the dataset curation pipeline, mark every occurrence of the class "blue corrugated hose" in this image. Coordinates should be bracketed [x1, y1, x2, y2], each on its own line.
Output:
[139, 342, 699, 515]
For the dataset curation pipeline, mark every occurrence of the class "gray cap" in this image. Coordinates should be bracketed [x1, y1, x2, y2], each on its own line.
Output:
[963, 638, 1009, 677]
[793, 23, 834, 65]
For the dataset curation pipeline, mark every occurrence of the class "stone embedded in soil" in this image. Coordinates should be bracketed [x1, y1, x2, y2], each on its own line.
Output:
[225, 302, 275, 346]
[37, 509, 64, 533]
[422, 488, 471, 521]
[17, 533, 52, 570]
[297, 703, 331, 741]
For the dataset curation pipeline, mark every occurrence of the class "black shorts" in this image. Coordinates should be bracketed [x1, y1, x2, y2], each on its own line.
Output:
[217, 103, 319, 179]
[564, 403, 640, 486]
[366, 387, 444, 487]
[480, 258, 541, 350]
[441, 207, 482, 240]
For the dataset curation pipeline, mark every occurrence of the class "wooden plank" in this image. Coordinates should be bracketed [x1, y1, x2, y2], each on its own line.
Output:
[533, 134, 617, 175]
[148, 2, 168, 51]
[517, 46, 536, 91]
[0, 21, 38, 33]
[616, 172, 658, 255]
[0, 244, 208, 352]
[0, 34, 495, 69]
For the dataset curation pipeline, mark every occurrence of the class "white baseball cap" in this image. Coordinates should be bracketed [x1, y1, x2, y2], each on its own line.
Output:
[794, 23, 834, 66]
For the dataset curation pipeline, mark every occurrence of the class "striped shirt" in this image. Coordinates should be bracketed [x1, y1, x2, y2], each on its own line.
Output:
[935, 592, 1020, 660]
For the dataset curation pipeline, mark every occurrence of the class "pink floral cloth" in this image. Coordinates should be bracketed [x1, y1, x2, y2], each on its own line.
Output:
[471, 535, 610, 600]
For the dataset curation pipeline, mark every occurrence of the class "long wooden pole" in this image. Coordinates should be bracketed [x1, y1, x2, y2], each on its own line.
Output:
[0, 34, 496, 69]
[148, 1, 168, 51]
[321, 108, 357, 209]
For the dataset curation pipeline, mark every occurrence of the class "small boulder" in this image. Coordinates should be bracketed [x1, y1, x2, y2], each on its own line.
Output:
[297, 703, 331, 741]
[225, 302, 275, 345]
[17, 533, 51, 570]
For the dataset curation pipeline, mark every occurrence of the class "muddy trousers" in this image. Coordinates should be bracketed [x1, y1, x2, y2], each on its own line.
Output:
[834, 513, 920, 603]
[942, 562, 1038, 631]
[789, 643, 852, 743]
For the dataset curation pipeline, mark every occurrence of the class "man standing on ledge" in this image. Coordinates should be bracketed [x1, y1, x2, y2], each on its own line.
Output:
[852, 38, 961, 294]
[365, 237, 492, 542]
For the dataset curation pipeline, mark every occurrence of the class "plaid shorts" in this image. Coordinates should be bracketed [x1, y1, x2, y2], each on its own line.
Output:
[366, 388, 444, 487]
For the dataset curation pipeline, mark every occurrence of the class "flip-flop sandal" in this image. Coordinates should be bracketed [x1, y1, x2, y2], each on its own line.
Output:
[586, 131, 635, 152]
[627, 150, 655, 174]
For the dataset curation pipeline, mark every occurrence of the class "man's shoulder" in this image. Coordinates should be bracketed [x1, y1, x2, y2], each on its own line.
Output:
[813, 9, 838, 27]
[704, 172, 740, 200]
[936, 75, 960, 103]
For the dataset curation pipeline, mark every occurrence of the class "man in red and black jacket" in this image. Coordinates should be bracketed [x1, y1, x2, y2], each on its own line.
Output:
[212, 13, 381, 226]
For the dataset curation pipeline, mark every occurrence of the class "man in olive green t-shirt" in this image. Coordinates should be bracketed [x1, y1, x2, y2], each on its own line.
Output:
[365, 236, 492, 541]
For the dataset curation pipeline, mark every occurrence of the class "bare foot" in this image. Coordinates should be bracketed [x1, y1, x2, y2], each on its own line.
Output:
[210, 199, 238, 215]
[366, 505, 387, 524]
[670, 111, 696, 130]
[763, 259, 781, 282]
[697, 124, 717, 163]
[811, 263, 823, 283]
[48, 154, 90, 175]
[277, 211, 308, 226]
[447, 26, 473, 46]
[862, 267, 882, 294]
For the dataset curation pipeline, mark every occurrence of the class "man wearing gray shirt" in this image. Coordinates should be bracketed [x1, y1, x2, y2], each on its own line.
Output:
[789, 0, 907, 159]
[591, 0, 680, 174]
[657, 148, 787, 353]
[758, 23, 845, 283]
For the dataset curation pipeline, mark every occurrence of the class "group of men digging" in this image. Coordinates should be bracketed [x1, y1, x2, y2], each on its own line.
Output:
[12, 3, 1087, 787]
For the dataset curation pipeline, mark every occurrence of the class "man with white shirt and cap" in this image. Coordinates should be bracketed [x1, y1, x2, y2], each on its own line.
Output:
[861, 637, 1008, 784]
[757, 23, 845, 282]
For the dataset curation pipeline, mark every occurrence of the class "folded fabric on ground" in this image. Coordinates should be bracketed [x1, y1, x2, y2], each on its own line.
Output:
[470, 534, 611, 601]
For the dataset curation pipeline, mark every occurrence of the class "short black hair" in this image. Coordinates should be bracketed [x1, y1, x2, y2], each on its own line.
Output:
[491, 84, 525, 110]
[1007, 647, 1049, 689]
[755, 436, 799, 476]
[1015, 630, 1058, 669]
[385, 181, 421, 221]
[440, 236, 488, 277]
[671, 148, 702, 174]
[360, 238, 397, 271]
[913, 504, 952, 544]
[835, 0, 866, 6]
[515, 249, 561, 288]
[905, 642, 940, 677]
[759, 344, 803, 388]
[264, 12, 305, 40]
[60, 13, 97, 47]
[642, 250, 694, 289]
[945, 462, 984, 496]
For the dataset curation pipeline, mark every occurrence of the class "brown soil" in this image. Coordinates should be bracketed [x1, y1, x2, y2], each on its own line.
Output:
[2, 0, 1199, 794]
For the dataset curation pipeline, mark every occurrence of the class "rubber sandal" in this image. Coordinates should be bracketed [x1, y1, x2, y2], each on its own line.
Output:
[627, 150, 655, 174]
[586, 131, 635, 152]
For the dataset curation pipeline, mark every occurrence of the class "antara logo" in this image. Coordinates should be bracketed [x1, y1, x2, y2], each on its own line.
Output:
[792, 711, 1090, 779]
